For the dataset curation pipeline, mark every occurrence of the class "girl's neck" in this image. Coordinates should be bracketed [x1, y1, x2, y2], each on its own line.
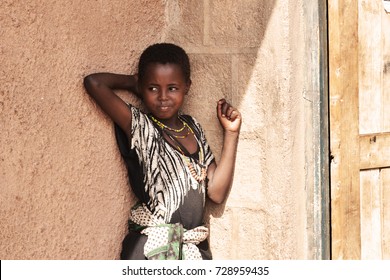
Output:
[151, 115, 183, 131]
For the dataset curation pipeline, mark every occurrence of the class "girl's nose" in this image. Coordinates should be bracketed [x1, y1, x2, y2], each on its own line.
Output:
[158, 89, 168, 101]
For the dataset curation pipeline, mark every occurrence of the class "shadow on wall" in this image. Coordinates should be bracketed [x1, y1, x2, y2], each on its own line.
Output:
[187, 0, 278, 219]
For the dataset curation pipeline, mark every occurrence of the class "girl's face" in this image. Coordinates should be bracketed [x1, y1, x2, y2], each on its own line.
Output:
[140, 63, 190, 125]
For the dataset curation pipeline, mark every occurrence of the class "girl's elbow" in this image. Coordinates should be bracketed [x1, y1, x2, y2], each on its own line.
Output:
[207, 190, 227, 204]
[210, 196, 225, 204]
[83, 75, 101, 95]
[83, 75, 96, 89]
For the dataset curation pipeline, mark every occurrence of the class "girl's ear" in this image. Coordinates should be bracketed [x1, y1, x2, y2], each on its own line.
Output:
[137, 79, 144, 100]
[185, 79, 192, 95]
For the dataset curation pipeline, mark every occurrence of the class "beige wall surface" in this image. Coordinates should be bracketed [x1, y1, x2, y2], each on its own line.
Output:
[0, 0, 307, 259]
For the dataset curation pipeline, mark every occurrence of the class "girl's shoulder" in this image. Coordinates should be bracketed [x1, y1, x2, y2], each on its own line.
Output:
[127, 104, 149, 121]
[180, 114, 205, 136]
[180, 114, 198, 127]
[127, 104, 156, 134]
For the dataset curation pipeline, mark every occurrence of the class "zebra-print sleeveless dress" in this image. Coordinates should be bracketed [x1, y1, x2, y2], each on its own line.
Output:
[117, 105, 215, 260]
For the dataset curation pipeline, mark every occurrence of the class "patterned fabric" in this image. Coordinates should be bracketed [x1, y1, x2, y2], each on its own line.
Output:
[129, 105, 215, 222]
[129, 203, 209, 260]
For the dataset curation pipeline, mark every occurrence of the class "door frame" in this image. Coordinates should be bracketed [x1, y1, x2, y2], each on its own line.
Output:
[303, 0, 331, 260]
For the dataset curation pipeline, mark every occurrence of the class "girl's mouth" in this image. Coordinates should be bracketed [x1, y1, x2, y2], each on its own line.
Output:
[158, 105, 170, 111]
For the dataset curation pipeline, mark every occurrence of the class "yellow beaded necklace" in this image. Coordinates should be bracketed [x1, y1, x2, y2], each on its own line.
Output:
[150, 115, 194, 139]
[150, 115, 186, 133]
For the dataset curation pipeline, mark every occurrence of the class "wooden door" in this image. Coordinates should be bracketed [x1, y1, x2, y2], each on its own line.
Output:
[329, 0, 390, 259]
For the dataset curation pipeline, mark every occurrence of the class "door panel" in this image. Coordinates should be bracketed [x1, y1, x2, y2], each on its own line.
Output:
[329, 0, 390, 259]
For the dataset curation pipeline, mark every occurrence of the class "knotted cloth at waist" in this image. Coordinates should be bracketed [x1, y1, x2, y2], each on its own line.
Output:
[128, 203, 209, 260]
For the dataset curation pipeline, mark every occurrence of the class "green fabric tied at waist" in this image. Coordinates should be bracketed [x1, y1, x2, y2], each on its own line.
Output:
[128, 202, 208, 260]
[145, 223, 184, 260]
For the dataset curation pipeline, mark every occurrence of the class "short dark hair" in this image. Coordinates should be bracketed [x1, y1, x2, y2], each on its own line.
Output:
[138, 43, 191, 83]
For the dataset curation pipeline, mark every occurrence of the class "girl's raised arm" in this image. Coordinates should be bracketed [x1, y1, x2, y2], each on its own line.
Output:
[83, 73, 138, 136]
[206, 99, 242, 204]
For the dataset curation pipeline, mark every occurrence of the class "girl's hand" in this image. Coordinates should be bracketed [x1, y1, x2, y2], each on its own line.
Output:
[129, 74, 141, 98]
[217, 99, 242, 133]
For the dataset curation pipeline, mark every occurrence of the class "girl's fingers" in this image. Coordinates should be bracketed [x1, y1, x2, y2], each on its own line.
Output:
[225, 106, 236, 119]
[224, 104, 238, 120]
[217, 99, 242, 132]
[221, 101, 230, 117]
[228, 109, 240, 121]
[218, 98, 241, 120]
[218, 99, 230, 114]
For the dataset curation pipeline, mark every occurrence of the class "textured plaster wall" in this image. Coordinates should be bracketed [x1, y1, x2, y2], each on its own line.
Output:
[1, 0, 306, 259]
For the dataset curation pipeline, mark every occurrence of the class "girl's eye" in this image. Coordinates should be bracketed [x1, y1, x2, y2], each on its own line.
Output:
[148, 87, 158, 92]
[169, 87, 178, 91]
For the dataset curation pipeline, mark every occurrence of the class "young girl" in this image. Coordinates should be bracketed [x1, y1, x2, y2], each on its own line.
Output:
[83, 43, 241, 260]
